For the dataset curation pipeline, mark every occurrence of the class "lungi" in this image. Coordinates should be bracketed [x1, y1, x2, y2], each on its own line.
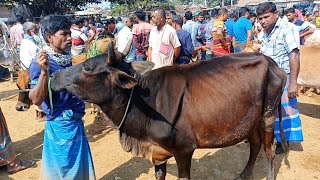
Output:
[40, 109, 95, 180]
[274, 75, 304, 143]
[0, 107, 16, 166]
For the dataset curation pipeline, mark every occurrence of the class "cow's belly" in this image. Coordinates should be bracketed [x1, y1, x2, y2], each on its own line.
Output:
[181, 76, 264, 148]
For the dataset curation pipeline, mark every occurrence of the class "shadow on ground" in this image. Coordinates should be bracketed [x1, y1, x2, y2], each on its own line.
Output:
[100, 142, 290, 180]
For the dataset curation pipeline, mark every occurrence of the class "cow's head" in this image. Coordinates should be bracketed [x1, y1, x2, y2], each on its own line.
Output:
[51, 42, 154, 105]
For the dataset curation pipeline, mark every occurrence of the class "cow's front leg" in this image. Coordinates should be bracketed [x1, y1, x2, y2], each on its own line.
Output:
[155, 162, 167, 180]
[174, 151, 194, 180]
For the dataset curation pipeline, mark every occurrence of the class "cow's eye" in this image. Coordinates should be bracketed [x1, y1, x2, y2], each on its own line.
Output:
[83, 65, 91, 72]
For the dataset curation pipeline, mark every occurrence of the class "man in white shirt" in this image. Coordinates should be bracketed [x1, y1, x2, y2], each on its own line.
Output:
[148, 8, 181, 69]
[19, 22, 39, 70]
[116, 17, 135, 63]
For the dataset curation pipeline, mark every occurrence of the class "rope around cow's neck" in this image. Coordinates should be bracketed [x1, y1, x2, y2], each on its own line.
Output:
[117, 87, 134, 131]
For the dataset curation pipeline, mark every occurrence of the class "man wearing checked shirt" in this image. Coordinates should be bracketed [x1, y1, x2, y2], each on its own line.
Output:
[257, 2, 303, 154]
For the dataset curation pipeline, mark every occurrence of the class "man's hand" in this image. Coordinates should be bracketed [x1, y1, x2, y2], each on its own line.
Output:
[288, 82, 298, 99]
[38, 51, 49, 73]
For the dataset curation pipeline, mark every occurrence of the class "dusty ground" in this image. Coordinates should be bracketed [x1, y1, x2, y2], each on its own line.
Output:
[0, 80, 319, 180]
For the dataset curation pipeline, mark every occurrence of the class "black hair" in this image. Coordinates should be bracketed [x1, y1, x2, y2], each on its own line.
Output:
[172, 15, 183, 27]
[185, 11, 193, 20]
[109, 17, 116, 24]
[73, 17, 85, 25]
[134, 10, 146, 21]
[211, 9, 218, 17]
[249, 12, 257, 18]
[256, 2, 277, 16]
[15, 15, 24, 23]
[116, 17, 122, 22]
[198, 12, 205, 17]
[41, 15, 72, 43]
[239, 7, 250, 17]
[285, 7, 295, 15]
[229, 12, 236, 19]
[170, 10, 177, 16]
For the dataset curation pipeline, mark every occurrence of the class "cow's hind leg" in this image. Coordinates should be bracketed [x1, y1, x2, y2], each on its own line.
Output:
[155, 162, 167, 180]
[263, 130, 276, 180]
[236, 129, 261, 180]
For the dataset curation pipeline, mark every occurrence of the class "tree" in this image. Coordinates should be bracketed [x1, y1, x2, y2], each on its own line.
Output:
[0, 0, 104, 17]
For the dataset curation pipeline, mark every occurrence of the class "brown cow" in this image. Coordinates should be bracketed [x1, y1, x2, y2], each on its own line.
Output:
[16, 70, 46, 121]
[51, 43, 288, 180]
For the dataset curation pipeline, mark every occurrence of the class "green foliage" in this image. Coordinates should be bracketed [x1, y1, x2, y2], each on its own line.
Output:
[110, 0, 174, 16]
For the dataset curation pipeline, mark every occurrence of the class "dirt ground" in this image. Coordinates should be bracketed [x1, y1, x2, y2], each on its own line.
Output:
[0, 80, 319, 180]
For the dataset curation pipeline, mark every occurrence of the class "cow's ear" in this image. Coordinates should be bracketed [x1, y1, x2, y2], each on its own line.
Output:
[112, 71, 137, 89]
[131, 61, 155, 75]
[106, 41, 116, 64]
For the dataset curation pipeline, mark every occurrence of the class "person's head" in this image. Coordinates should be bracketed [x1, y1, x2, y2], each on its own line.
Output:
[211, 9, 219, 19]
[171, 15, 183, 30]
[228, 12, 236, 21]
[134, 10, 146, 22]
[74, 17, 85, 28]
[23, 22, 36, 35]
[285, 8, 297, 22]
[218, 8, 228, 22]
[166, 11, 176, 25]
[239, 7, 250, 18]
[256, 2, 278, 31]
[15, 15, 24, 24]
[314, 11, 319, 17]
[116, 17, 122, 23]
[249, 12, 257, 24]
[124, 16, 134, 28]
[41, 15, 72, 54]
[151, 8, 166, 28]
[89, 20, 96, 29]
[306, 13, 313, 22]
[198, 12, 205, 22]
[185, 11, 193, 21]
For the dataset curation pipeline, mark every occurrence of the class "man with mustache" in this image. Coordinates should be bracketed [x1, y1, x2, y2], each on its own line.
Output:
[28, 15, 96, 180]
[256, 2, 303, 154]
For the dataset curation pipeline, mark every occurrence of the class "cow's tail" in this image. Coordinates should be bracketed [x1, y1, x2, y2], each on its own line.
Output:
[278, 101, 289, 152]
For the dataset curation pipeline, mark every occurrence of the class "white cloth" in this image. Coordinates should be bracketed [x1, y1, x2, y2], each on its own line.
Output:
[116, 26, 132, 53]
[71, 27, 88, 49]
[19, 39, 39, 70]
[149, 24, 181, 69]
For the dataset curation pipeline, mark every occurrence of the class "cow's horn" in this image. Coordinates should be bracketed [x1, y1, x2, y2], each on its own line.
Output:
[106, 41, 116, 64]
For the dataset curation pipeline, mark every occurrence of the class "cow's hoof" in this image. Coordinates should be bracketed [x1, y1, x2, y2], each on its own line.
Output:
[234, 173, 253, 180]
[15, 104, 30, 111]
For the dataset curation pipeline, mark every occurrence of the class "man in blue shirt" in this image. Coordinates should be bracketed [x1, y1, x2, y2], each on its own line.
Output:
[172, 15, 193, 64]
[225, 12, 236, 53]
[233, 7, 253, 53]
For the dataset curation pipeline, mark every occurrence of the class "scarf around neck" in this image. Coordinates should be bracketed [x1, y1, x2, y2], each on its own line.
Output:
[43, 46, 72, 67]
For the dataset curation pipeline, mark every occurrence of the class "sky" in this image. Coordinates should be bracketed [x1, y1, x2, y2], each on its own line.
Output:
[85, 0, 111, 9]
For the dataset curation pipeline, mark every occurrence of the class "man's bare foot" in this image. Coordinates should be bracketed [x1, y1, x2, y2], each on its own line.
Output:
[6, 159, 36, 174]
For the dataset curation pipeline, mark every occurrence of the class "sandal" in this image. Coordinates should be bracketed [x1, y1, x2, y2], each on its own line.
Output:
[7, 159, 36, 174]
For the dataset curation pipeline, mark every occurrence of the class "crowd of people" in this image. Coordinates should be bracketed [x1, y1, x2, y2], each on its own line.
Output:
[0, 1, 316, 179]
